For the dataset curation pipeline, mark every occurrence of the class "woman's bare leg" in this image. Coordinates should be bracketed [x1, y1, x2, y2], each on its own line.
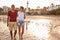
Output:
[21, 25, 24, 37]
[18, 25, 21, 40]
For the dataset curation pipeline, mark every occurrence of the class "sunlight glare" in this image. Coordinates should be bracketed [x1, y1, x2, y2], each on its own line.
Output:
[28, 19, 51, 39]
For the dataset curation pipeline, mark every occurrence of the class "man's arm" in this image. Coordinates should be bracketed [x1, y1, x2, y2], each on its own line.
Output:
[7, 11, 10, 26]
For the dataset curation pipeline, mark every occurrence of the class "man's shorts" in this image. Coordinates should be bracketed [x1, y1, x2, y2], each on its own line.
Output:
[8, 22, 17, 31]
[17, 20, 24, 26]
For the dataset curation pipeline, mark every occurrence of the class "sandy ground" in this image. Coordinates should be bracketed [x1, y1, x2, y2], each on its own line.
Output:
[0, 15, 60, 40]
[0, 22, 40, 40]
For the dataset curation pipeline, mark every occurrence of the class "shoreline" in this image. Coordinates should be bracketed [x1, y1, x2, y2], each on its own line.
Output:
[0, 15, 60, 16]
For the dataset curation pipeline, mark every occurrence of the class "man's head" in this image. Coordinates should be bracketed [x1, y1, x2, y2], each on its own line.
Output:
[11, 4, 15, 10]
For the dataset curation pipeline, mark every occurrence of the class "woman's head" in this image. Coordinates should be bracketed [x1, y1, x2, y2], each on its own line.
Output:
[20, 6, 24, 12]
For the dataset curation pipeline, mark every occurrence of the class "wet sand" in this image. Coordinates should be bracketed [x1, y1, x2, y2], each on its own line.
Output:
[0, 22, 40, 40]
[0, 15, 60, 40]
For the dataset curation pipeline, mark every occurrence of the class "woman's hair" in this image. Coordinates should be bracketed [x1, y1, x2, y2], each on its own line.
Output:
[20, 6, 25, 12]
[20, 6, 24, 10]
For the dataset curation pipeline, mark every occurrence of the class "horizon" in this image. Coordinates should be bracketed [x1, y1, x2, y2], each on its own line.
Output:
[0, 0, 60, 9]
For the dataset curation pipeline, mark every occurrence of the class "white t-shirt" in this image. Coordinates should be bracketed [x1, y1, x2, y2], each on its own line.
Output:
[17, 11, 24, 20]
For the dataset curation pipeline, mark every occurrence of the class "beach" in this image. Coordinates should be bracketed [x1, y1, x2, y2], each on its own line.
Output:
[0, 15, 60, 40]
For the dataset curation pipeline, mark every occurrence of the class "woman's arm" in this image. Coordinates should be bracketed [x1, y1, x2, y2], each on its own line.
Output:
[24, 12, 26, 19]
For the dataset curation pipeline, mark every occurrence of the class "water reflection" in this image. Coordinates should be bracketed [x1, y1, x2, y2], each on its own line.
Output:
[28, 19, 51, 40]
[0, 16, 7, 23]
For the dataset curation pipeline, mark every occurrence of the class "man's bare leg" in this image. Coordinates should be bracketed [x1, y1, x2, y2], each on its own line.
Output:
[14, 30, 17, 40]
[10, 31, 13, 40]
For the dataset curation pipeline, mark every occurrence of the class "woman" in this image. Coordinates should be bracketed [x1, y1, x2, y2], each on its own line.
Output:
[17, 6, 26, 40]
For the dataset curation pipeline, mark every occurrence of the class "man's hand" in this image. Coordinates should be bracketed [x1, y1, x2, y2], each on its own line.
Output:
[7, 22, 9, 27]
[7, 17, 10, 27]
[7, 23, 9, 26]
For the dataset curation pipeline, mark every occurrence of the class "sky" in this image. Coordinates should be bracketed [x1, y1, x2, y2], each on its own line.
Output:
[0, 0, 60, 9]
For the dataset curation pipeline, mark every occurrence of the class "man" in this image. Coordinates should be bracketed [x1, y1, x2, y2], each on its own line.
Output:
[7, 5, 17, 40]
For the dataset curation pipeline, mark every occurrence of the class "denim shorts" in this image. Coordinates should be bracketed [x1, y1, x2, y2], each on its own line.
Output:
[17, 20, 24, 26]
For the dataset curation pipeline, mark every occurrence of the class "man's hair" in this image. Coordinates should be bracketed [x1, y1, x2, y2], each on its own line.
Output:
[11, 4, 15, 7]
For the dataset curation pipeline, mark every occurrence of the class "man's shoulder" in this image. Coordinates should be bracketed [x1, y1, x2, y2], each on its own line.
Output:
[18, 11, 20, 12]
[8, 10, 11, 12]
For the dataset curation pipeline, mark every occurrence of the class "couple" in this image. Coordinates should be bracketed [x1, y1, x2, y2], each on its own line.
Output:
[7, 5, 26, 40]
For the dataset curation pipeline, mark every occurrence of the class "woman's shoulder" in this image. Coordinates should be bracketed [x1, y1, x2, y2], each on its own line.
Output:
[18, 11, 24, 13]
[18, 11, 20, 13]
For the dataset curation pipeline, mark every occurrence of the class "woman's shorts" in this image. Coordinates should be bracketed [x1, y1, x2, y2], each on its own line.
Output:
[17, 20, 24, 26]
